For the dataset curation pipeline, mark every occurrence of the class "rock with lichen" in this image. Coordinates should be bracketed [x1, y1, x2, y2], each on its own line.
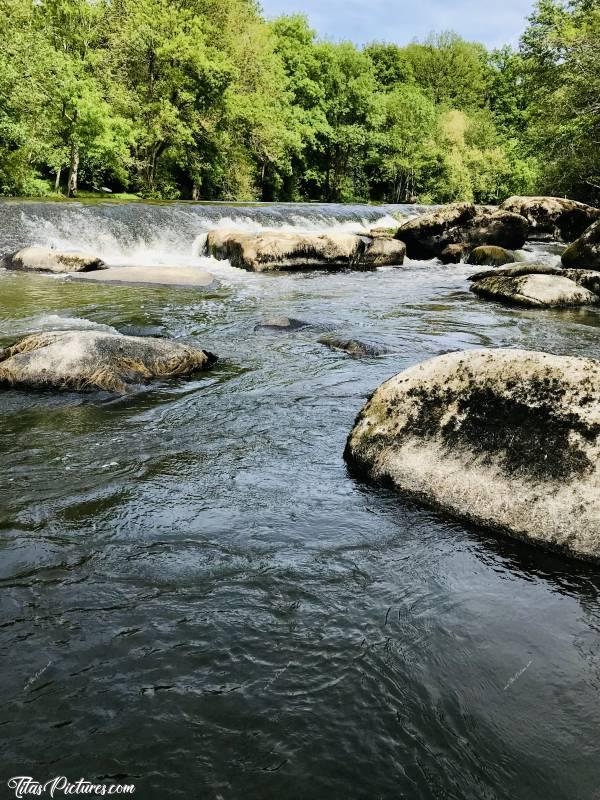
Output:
[344, 348, 600, 562]
[0, 331, 216, 393]
[466, 245, 516, 267]
[470, 271, 597, 308]
[561, 219, 600, 270]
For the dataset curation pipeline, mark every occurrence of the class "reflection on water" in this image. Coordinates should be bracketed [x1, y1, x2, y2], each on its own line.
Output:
[1, 202, 600, 800]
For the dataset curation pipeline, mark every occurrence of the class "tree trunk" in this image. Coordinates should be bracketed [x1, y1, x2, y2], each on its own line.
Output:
[54, 167, 62, 193]
[192, 183, 201, 201]
[67, 143, 79, 197]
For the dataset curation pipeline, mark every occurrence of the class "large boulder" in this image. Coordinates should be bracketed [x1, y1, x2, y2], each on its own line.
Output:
[0, 331, 216, 393]
[466, 246, 516, 267]
[561, 219, 600, 270]
[1, 246, 106, 273]
[204, 230, 405, 272]
[395, 204, 528, 260]
[563, 268, 600, 296]
[500, 196, 600, 242]
[470, 272, 597, 308]
[345, 348, 600, 562]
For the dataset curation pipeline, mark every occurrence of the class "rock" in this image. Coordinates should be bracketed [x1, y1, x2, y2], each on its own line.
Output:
[561, 219, 600, 270]
[0, 247, 106, 273]
[204, 230, 404, 271]
[467, 263, 563, 282]
[254, 316, 311, 332]
[361, 236, 406, 267]
[395, 203, 528, 260]
[318, 335, 388, 357]
[563, 269, 600, 296]
[72, 265, 214, 288]
[0, 331, 216, 393]
[500, 196, 600, 242]
[466, 246, 516, 267]
[440, 244, 469, 264]
[344, 348, 600, 562]
[470, 273, 597, 308]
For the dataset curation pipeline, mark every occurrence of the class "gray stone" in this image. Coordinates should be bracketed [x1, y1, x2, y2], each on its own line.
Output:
[345, 348, 600, 562]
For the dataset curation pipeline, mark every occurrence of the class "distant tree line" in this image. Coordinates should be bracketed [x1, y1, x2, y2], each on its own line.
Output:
[0, 0, 598, 204]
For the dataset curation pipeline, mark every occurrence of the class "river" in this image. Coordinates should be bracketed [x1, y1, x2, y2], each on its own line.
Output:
[1, 200, 600, 800]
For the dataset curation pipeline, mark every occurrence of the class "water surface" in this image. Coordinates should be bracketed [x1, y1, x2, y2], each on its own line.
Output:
[1, 202, 600, 800]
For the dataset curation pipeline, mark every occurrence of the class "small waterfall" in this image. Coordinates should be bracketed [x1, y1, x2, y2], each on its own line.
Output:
[0, 200, 420, 268]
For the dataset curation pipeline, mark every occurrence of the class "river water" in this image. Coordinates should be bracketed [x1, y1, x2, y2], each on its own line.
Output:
[1, 200, 600, 800]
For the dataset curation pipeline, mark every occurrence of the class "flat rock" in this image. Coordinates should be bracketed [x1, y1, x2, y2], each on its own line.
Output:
[561, 219, 600, 270]
[395, 204, 528, 260]
[467, 262, 563, 282]
[204, 230, 404, 272]
[71, 265, 215, 288]
[344, 348, 600, 562]
[1, 247, 106, 273]
[254, 316, 312, 332]
[501, 196, 600, 242]
[470, 273, 597, 308]
[0, 330, 216, 393]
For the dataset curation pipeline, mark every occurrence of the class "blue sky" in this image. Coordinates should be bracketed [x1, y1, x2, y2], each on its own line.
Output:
[259, 0, 535, 48]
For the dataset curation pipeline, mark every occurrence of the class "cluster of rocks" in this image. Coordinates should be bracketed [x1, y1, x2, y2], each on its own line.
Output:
[201, 196, 600, 273]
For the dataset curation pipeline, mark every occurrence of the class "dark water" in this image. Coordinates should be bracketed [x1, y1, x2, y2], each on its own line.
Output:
[1, 201, 600, 800]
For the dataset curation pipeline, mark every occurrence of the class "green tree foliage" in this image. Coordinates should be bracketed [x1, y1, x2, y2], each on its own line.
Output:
[520, 0, 600, 203]
[0, 0, 596, 204]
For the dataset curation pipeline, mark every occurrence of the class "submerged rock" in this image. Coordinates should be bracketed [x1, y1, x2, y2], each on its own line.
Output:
[470, 272, 597, 308]
[500, 196, 600, 242]
[344, 348, 600, 562]
[0, 331, 216, 393]
[466, 246, 516, 267]
[254, 316, 312, 332]
[204, 230, 405, 272]
[1, 247, 106, 273]
[318, 335, 388, 357]
[561, 219, 600, 270]
[72, 265, 214, 288]
[395, 204, 528, 260]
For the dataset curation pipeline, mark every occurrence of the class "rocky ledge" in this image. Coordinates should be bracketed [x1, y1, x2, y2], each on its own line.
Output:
[345, 348, 600, 562]
[0, 331, 217, 393]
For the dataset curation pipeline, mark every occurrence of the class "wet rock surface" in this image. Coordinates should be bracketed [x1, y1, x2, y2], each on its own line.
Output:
[0, 330, 216, 393]
[318, 335, 388, 357]
[345, 348, 600, 562]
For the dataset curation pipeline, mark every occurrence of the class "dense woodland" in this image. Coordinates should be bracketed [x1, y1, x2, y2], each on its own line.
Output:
[0, 0, 598, 204]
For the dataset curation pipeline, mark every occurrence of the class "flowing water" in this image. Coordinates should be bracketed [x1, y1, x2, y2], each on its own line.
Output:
[1, 200, 600, 800]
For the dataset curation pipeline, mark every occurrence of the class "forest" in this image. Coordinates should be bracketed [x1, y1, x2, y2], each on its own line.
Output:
[0, 0, 598, 205]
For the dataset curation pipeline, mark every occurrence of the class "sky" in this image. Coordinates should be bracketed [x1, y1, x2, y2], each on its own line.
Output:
[259, 0, 536, 49]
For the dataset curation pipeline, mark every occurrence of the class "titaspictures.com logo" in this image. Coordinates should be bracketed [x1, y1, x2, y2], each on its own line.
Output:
[7, 777, 135, 798]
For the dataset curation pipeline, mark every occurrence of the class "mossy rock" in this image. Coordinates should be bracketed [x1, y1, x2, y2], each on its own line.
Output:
[466, 246, 516, 267]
